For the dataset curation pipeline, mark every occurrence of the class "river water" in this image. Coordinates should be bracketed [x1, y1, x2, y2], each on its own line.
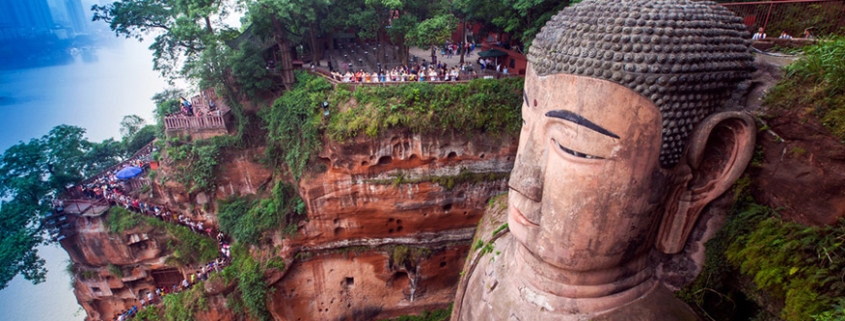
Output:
[0, 39, 168, 321]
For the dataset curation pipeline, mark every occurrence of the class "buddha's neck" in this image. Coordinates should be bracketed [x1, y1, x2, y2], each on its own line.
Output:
[511, 241, 657, 314]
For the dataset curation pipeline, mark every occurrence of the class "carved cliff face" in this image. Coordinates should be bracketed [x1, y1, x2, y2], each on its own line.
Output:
[508, 65, 668, 271]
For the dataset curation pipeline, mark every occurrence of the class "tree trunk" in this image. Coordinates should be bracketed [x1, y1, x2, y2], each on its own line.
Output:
[328, 31, 335, 55]
[430, 46, 436, 65]
[460, 16, 467, 64]
[272, 17, 295, 90]
[309, 23, 320, 66]
[377, 30, 385, 66]
[204, 16, 214, 34]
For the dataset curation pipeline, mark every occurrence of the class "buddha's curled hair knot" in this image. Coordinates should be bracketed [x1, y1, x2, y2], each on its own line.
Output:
[528, 0, 755, 168]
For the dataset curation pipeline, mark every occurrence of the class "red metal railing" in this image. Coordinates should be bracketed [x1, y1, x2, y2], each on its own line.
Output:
[721, 0, 845, 37]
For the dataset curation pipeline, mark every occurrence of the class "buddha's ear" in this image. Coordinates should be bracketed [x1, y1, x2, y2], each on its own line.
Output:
[656, 111, 756, 254]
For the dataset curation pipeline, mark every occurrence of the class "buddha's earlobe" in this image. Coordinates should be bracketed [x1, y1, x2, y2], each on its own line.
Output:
[656, 111, 756, 254]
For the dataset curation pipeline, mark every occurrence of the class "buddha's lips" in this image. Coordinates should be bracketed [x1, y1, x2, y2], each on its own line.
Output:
[510, 204, 539, 227]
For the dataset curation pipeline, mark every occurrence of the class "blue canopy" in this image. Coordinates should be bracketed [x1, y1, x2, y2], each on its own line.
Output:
[115, 166, 143, 179]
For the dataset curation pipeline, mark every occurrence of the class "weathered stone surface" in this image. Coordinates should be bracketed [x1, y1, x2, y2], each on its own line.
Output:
[269, 246, 468, 321]
[454, 1, 757, 319]
[750, 100, 845, 225]
[291, 129, 515, 248]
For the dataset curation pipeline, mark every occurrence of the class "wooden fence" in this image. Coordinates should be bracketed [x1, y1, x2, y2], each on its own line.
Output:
[164, 114, 227, 131]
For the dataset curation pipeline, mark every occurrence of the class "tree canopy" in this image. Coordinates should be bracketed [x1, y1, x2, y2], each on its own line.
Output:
[92, 0, 235, 80]
[0, 125, 123, 290]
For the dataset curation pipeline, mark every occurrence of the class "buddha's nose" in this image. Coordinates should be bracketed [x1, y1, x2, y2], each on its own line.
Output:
[508, 138, 544, 202]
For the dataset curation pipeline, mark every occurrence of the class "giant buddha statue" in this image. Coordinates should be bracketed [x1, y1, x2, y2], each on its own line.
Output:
[452, 1, 757, 320]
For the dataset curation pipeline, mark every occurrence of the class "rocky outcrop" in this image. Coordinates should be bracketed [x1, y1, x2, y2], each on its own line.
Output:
[293, 129, 515, 247]
[263, 129, 516, 320]
[749, 108, 845, 225]
[63, 213, 177, 321]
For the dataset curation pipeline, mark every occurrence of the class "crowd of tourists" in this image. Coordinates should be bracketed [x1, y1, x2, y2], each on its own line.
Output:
[110, 253, 231, 321]
[66, 149, 235, 321]
[74, 158, 226, 240]
[329, 62, 480, 83]
[162, 92, 221, 119]
[440, 41, 476, 59]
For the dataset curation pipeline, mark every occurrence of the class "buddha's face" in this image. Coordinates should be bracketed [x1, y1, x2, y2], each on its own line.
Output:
[508, 66, 670, 271]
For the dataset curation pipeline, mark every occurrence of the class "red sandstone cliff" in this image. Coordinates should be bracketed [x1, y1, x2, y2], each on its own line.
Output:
[64, 127, 516, 321]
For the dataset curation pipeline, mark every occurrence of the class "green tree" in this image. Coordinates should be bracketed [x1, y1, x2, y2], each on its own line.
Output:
[243, 0, 327, 89]
[119, 114, 146, 140]
[124, 125, 157, 155]
[454, 0, 577, 51]
[0, 125, 122, 289]
[92, 0, 232, 80]
[229, 41, 276, 97]
[152, 88, 185, 138]
[407, 14, 458, 60]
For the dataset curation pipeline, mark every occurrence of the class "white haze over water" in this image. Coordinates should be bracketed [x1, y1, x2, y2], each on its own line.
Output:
[0, 39, 169, 321]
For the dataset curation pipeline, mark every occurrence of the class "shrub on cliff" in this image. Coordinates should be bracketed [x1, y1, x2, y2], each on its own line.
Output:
[263, 71, 332, 180]
[765, 36, 845, 139]
[104, 207, 218, 267]
[217, 181, 304, 245]
[679, 179, 845, 321]
[220, 245, 272, 321]
[161, 284, 208, 321]
[164, 135, 237, 194]
[325, 77, 523, 141]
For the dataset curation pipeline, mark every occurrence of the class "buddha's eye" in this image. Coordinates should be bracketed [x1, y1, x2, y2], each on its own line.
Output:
[554, 139, 604, 160]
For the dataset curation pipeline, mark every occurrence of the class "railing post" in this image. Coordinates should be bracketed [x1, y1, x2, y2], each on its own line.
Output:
[763, 2, 774, 31]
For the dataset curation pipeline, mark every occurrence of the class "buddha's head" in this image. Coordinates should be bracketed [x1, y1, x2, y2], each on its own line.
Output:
[508, 0, 757, 272]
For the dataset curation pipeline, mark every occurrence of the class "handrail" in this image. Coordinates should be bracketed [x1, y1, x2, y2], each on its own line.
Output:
[163, 113, 227, 131]
[302, 68, 521, 89]
[80, 141, 157, 185]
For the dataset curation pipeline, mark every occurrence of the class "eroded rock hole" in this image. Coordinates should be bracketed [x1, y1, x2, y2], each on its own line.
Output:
[480, 153, 486, 159]
[397, 226, 404, 232]
[440, 261, 447, 268]
[378, 156, 393, 165]
[443, 204, 453, 212]
[389, 271, 410, 289]
[447, 151, 457, 159]
[388, 228, 394, 234]
[345, 277, 354, 287]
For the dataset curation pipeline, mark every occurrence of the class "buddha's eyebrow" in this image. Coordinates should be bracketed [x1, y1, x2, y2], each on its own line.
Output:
[523, 90, 529, 107]
[545, 110, 620, 139]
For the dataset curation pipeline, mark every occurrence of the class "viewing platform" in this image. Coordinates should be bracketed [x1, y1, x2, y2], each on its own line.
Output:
[164, 88, 231, 138]
[306, 67, 521, 91]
